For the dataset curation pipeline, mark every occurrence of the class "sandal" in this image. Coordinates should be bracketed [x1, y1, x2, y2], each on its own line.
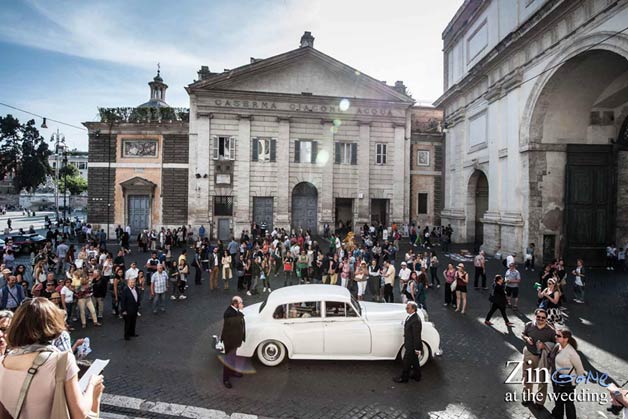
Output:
[506, 322, 515, 327]
[484, 321, 493, 326]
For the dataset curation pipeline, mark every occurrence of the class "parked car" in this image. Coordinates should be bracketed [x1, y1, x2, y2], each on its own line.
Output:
[213, 284, 442, 367]
[4, 233, 46, 254]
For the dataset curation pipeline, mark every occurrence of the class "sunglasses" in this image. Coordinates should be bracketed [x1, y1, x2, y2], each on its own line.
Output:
[555, 334, 564, 338]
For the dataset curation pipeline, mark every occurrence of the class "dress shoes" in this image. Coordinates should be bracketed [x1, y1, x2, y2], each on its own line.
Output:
[223, 380, 232, 389]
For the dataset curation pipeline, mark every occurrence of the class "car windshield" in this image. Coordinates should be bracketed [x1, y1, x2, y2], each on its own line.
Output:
[350, 294, 362, 316]
[259, 295, 269, 313]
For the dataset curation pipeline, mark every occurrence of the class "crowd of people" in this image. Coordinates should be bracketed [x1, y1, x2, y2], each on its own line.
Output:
[0, 217, 626, 419]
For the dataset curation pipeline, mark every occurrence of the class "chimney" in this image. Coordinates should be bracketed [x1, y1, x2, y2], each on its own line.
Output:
[300, 31, 315, 48]
[394, 80, 407, 95]
[197, 66, 211, 80]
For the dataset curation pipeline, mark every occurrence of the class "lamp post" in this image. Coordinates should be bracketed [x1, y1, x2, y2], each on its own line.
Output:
[62, 149, 68, 220]
[51, 129, 66, 223]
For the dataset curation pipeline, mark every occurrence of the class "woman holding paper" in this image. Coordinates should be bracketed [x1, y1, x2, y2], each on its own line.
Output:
[0, 298, 104, 418]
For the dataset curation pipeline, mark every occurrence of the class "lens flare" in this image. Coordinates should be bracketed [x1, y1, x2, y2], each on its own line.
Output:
[339, 98, 350, 111]
[316, 149, 330, 166]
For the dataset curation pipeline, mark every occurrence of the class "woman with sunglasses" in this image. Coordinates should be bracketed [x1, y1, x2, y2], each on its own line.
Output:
[521, 308, 556, 408]
[551, 328, 585, 419]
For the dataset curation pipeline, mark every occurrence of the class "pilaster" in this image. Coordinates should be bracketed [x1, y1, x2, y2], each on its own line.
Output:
[320, 121, 334, 234]
[275, 118, 291, 230]
[234, 116, 251, 234]
[392, 124, 405, 222]
[356, 122, 371, 225]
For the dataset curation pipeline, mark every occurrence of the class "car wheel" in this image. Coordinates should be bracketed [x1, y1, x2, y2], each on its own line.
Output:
[399, 341, 432, 367]
[256, 340, 286, 367]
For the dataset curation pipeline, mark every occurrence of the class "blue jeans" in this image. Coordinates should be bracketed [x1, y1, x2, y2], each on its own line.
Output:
[152, 292, 166, 312]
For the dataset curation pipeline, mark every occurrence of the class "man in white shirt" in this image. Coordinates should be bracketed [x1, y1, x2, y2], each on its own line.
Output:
[398, 262, 412, 294]
[125, 262, 140, 282]
[383, 260, 396, 303]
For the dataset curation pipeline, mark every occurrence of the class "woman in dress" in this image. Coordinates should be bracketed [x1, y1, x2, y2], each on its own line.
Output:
[410, 270, 429, 310]
[454, 263, 469, 314]
[222, 250, 232, 289]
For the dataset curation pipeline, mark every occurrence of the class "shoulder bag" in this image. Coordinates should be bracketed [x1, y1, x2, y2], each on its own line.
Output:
[12, 351, 53, 419]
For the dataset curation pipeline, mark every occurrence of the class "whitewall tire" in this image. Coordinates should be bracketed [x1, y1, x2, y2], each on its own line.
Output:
[256, 340, 287, 367]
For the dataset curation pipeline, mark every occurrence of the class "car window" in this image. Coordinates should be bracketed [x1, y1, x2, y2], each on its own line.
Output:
[325, 301, 346, 317]
[346, 304, 359, 318]
[287, 301, 320, 319]
[272, 304, 286, 319]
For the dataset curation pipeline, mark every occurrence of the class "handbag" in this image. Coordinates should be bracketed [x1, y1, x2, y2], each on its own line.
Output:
[12, 351, 53, 419]
[450, 279, 457, 292]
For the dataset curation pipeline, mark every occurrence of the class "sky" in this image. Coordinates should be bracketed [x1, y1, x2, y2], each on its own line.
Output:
[0, 0, 462, 149]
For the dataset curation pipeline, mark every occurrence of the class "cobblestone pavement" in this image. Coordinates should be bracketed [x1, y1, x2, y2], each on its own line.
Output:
[17, 239, 628, 419]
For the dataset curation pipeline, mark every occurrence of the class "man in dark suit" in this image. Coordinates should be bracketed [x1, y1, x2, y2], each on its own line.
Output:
[394, 301, 422, 383]
[221, 296, 245, 388]
[120, 277, 140, 341]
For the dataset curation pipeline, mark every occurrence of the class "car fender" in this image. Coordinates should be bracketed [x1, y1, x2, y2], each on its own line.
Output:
[237, 327, 292, 358]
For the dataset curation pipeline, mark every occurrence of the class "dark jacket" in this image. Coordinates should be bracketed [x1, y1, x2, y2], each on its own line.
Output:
[221, 306, 246, 352]
[403, 312, 422, 352]
[491, 282, 507, 306]
[120, 286, 140, 316]
[92, 275, 108, 298]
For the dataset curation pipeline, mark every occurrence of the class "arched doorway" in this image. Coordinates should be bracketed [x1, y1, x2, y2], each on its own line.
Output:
[291, 182, 318, 232]
[526, 48, 628, 264]
[466, 170, 489, 248]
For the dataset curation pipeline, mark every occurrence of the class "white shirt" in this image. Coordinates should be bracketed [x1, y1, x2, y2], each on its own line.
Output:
[399, 267, 411, 281]
[125, 267, 139, 281]
[130, 287, 138, 302]
[60, 286, 74, 303]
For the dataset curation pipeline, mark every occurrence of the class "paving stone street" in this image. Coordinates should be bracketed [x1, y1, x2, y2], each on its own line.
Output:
[7, 228, 617, 419]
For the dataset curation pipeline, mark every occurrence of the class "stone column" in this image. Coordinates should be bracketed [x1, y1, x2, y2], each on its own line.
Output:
[320, 120, 335, 234]
[392, 124, 406, 222]
[275, 118, 291, 230]
[234, 116, 251, 235]
[356, 122, 371, 225]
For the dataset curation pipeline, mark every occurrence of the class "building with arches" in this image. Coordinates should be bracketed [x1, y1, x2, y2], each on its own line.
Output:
[435, 0, 628, 265]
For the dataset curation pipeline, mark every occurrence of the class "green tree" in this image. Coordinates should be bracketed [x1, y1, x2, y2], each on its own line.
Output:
[58, 163, 88, 195]
[0, 114, 52, 192]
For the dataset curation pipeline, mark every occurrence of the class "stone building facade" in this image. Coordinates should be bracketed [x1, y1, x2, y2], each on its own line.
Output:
[84, 72, 189, 235]
[435, 0, 628, 264]
[85, 33, 415, 239]
[409, 107, 444, 228]
[186, 33, 414, 239]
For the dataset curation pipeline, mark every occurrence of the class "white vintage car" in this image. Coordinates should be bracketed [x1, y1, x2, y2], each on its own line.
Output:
[214, 284, 442, 367]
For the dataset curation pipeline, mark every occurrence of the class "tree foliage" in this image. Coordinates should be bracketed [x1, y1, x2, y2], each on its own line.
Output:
[59, 173, 88, 195]
[0, 114, 52, 192]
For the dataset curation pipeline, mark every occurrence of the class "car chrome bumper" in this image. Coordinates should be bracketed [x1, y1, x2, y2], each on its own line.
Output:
[434, 348, 443, 357]
[211, 335, 225, 354]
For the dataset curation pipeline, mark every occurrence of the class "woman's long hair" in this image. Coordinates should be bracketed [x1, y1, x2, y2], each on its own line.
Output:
[558, 327, 578, 350]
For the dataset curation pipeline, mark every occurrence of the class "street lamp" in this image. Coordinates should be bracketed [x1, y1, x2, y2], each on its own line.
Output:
[62, 149, 68, 220]
[51, 129, 66, 222]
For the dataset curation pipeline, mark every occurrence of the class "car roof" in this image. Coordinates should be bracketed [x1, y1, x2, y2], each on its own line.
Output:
[266, 284, 351, 306]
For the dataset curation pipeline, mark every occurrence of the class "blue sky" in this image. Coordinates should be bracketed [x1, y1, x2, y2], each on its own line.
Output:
[0, 0, 462, 149]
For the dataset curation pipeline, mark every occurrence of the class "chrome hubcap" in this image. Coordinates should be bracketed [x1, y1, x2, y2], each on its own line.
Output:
[264, 344, 279, 360]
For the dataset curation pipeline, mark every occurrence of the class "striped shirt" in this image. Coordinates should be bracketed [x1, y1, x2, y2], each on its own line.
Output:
[151, 271, 168, 294]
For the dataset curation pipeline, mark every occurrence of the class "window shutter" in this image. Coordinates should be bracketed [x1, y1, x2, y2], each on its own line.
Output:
[211, 136, 219, 160]
[383, 144, 387, 164]
[229, 136, 236, 160]
[270, 138, 277, 162]
[295, 140, 301, 163]
[251, 137, 258, 161]
[350, 143, 357, 165]
[311, 141, 318, 164]
[335, 142, 341, 164]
